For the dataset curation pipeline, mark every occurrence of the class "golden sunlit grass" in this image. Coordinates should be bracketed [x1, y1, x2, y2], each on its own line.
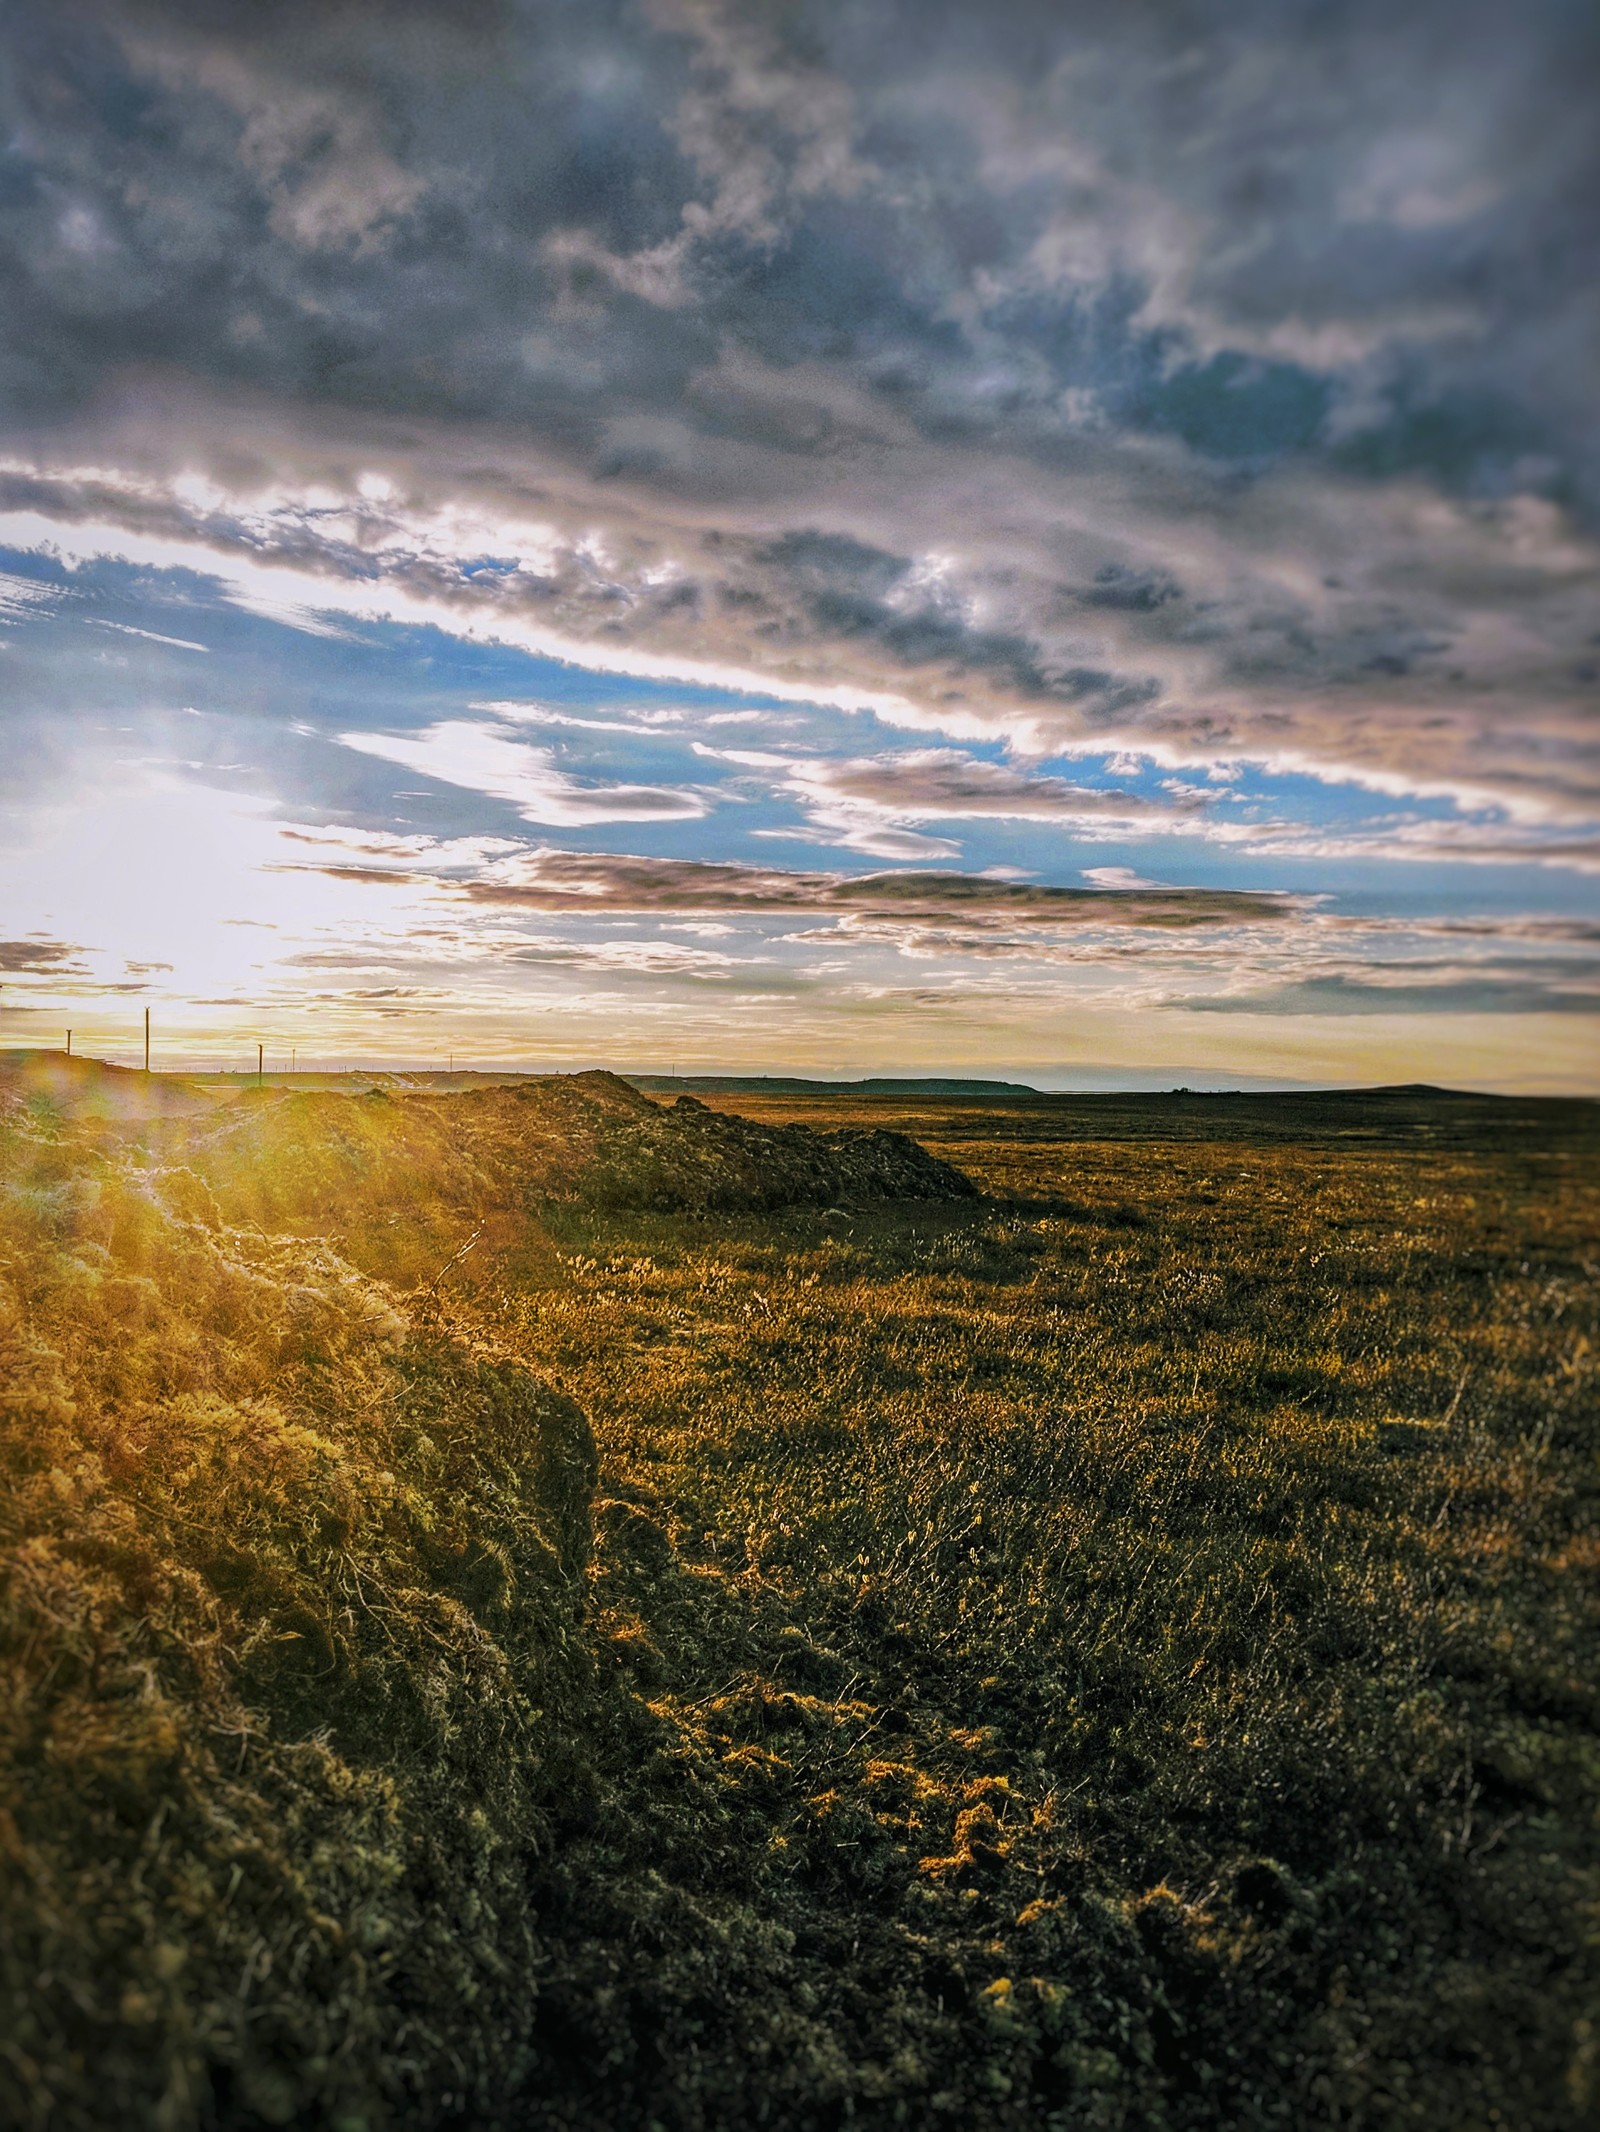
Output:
[0, 1094, 599, 2131]
[1, 1068, 1596, 2130]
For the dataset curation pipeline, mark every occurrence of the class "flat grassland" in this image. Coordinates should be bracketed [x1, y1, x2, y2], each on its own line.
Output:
[2, 1075, 1596, 2131]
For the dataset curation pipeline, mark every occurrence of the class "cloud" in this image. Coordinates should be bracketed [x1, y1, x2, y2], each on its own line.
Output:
[87, 618, 208, 651]
[775, 747, 1214, 852]
[1083, 866, 1165, 889]
[1222, 814, 1600, 874]
[136, 36, 427, 257]
[337, 721, 710, 824]
[473, 701, 687, 736]
[756, 818, 962, 863]
[0, 0, 1591, 840]
[0, 570, 62, 623]
[449, 847, 1294, 929]
[1400, 915, 1600, 944]
[287, 928, 746, 981]
[506, 935, 745, 979]
[710, 739, 1600, 872]
[0, 938, 88, 975]
[2, 422, 1594, 841]
[275, 829, 522, 868]
[692, 743, 1226, 857]
[1183, 969, 1600, 1017]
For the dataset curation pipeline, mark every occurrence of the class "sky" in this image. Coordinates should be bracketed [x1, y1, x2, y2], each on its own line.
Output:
[0, 0, 1596, 1089]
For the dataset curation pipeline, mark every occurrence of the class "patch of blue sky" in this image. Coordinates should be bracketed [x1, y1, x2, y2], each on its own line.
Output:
[0, 545, 785, 715]
[1297, 865, 1600, 921]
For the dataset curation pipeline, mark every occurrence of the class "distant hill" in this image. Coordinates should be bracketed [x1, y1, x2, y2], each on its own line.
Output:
[626, 1074, 1037, 1096]
[676, 1078, 1598, 1155]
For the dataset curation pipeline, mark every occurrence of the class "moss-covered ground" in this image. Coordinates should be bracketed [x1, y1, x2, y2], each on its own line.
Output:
[2, 1076, 1596, 2129]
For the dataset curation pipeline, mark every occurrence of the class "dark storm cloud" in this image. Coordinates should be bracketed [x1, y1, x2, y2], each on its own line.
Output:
[1, 0, 1596, 822]
[13, 0, 1589, 467]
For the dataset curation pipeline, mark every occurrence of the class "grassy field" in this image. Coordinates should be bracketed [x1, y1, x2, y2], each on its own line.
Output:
[2, 1071, 1596, 2129]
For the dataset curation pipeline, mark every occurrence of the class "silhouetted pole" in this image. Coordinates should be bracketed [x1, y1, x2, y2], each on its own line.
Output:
[257, 1042, 264, 1086]
[65, 1029, 71, 1058]
[144, 1008, 150, 1074]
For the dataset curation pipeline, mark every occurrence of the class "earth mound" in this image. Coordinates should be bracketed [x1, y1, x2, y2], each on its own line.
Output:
[577, 1085, 980, 1211]
[150, 1072, 977, 1248]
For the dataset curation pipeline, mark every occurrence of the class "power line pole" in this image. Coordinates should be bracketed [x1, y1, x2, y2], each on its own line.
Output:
[65, 1029, 71, 1058]
[257, 1042, 264, 1086]
[144, 1008, 150, 1074]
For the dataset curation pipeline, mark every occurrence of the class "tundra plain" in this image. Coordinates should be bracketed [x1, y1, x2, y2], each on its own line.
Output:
[2, 1062, 1596, 2131]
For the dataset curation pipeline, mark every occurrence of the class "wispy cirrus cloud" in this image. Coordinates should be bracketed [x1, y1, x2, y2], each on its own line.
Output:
[0, 569, 63, 623]
[86, 618, 208, 652]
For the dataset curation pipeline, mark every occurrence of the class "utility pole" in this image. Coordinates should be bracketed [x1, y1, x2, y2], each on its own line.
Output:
[257, 1042, 264, 1086]
[144, 1008, 150, 1074]
[65, 1029, 71, 1058]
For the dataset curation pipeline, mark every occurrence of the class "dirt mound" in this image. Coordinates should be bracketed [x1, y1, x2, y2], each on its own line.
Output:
[578, 1090, 980, 1212]
[129, 1074, 976, 1263]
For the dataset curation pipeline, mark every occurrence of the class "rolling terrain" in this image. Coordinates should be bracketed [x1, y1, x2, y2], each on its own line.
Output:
[1, 1061, 1595, 2130]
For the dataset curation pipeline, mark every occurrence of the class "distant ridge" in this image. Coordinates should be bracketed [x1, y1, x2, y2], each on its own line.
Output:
[626, 1075, 1037, 1095]
[4, 1054, 1588, 1111]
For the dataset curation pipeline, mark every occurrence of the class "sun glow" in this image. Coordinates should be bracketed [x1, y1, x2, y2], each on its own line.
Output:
[0, 770, 447, 1063]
